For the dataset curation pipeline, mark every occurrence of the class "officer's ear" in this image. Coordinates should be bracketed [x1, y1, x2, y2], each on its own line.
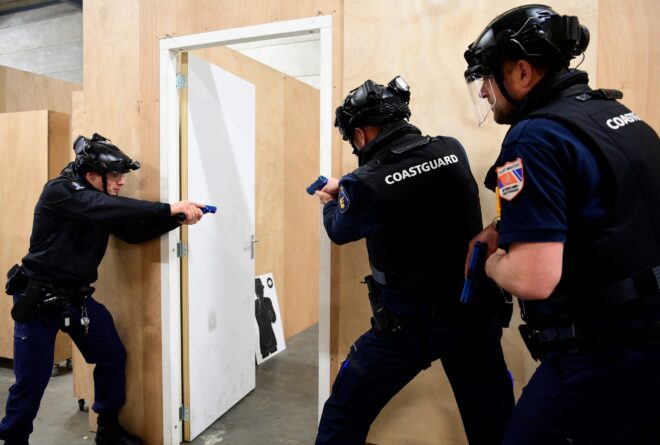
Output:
[354, 125, 382, 149]
[353, 127, 367, 150]
[84, 171, 103, 192]
[505, 59, 545, 98]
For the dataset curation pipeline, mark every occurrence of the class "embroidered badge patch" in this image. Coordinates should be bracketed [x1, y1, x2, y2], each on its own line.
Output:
[497, 158, 524, 201]
[338, 186, 350, 213]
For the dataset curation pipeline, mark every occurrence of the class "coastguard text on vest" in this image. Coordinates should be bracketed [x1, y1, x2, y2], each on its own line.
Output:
[385, 155, 459, 185]
[606, 112, 641, 130]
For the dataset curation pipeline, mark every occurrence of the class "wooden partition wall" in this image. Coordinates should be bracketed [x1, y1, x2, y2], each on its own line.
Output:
[0, 65, 79, 114]
[78, 0, 657, 443]
[0, 110, 71, 362]
[192, 46, 320, 339]
[0, 67, 78, 364]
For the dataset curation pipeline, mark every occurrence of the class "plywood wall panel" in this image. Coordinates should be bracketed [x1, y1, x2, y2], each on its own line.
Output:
[597, 0, 659, 130]
[0, 111, 48, 359]
[47, 112, 71, 177]
[81, 0, 153, 439]
[283, 76, 320, 338]
[0, 66, 79, 114]
[0, 110, 72, 362]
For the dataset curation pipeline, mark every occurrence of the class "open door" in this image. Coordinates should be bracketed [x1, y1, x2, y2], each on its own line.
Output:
[180, 52, 256, 441]
[160, 17, 333, 443]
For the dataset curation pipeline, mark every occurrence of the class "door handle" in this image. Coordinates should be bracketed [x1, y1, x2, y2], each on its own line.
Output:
[250, 234, 259, 259]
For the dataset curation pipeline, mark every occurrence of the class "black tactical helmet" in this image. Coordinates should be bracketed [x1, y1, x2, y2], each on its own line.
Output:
[73, 133, 140, 175]
[464, 4, 589, 82]
[334, 76, 411, 144]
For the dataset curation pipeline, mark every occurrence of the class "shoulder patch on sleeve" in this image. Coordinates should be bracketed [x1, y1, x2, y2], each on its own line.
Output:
[43, 180, 85, 203]
[338, 186, 351, 213]
[497, 157, 524, 201]
[69, 181, 86, 191]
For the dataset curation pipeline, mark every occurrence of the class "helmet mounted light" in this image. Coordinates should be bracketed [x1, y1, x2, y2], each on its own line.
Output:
[73, 133, 140, 175]
[334, 75, 412, 147]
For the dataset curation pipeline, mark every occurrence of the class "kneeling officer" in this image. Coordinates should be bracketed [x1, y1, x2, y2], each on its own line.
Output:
[1, 133, 206, 445]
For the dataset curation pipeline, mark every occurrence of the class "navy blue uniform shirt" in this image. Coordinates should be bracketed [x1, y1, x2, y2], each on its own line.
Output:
[496, 118, 607, 248]
[22, 174, 179, 288]
[322, 173, 378, 245]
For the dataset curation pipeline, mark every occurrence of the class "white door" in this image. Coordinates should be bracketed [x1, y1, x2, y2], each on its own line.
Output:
[185, 54, 256, 439]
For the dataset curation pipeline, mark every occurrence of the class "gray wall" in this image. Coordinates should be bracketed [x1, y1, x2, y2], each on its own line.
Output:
[0, 3, 82, 84]
[0, 3, 319, 89]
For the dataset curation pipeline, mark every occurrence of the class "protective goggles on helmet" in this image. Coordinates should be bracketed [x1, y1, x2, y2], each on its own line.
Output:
[463, 5, 590, 126]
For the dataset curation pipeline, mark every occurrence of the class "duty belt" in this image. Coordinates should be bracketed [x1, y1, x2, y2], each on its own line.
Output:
[29, 280, 91, 306]
[520, 321, 660, 361]
[598, 264, 660, 307]
[369, 263, 434, 289]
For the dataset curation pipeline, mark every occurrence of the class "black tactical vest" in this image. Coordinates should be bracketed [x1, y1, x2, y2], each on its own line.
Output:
[518, 85, 660, 331]
[352, 127, 483, 295]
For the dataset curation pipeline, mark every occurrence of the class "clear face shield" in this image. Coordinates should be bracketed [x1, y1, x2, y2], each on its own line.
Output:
[466, 73, 496, 126]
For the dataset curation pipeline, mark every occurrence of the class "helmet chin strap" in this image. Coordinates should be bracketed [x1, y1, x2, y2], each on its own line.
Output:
[492, 66, 522, 109]
[101, 173, 109, 194]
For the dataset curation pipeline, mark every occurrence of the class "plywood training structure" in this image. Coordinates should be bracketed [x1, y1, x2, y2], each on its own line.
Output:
[0, 65, 79, 114]
[0, 66, 79, 364]
[76, 0, 658, 443]
[0, 110, 72, 362]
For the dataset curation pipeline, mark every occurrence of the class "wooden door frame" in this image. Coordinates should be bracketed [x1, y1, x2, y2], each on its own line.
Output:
[159, 15, 333, 444]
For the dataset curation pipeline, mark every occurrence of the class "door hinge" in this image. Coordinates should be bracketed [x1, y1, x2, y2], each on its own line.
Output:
[177, 241, 188, 257]
[176, 72, 187, 89]
[179, 405, 190, 421]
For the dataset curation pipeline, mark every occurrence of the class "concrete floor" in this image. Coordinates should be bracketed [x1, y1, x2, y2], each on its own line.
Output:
[0, 324, 318, 445]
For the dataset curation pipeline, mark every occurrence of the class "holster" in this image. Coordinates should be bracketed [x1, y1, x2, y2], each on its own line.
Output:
[364, 275, 401, 334]
[5, 263, 28, 295]
[474, 278, 514, 328]
[519, 323, 584, 361]
[11, 279, 45, 323]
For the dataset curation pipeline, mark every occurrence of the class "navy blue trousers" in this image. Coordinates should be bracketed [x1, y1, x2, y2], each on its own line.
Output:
[316, 312, 514, 445]
[0, 295, 127, 443]
[503, 347, 660, 445]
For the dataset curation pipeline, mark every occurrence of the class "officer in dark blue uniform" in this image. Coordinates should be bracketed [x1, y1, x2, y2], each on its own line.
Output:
[464, 5, 660, 444]
[313, 77, 514, 444]
[0, 134, 205, 445]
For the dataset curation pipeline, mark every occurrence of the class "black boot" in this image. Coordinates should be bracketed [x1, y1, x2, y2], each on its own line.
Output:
[95, 423, 143, 445]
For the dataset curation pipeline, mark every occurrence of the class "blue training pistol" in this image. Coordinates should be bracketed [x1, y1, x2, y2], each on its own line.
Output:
[174, 204, 217, 221]
[460, 241, 487, 303]
[306, 175, 328, 195]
